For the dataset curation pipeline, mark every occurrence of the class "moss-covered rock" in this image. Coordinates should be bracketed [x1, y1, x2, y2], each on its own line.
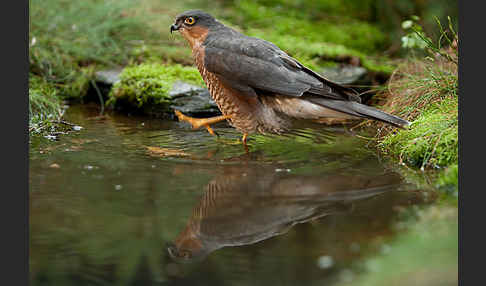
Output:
[107, 63, 205, 116]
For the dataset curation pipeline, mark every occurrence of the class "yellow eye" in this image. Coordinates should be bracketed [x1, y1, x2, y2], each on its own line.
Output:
[184, 17, 195, 25]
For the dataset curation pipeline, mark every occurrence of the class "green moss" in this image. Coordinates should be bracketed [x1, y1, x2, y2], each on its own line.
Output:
[243, 29, 395, 74]
[108, 63, 204, 111]
[377, 41, 458, 170]
[233, 1, 386, 52]
[379, 100, 457, 169]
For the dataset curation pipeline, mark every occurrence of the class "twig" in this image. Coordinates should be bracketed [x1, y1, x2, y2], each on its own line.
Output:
[90, 79, 105, 115]
[49, 120, 76, 126]
[350, 120, 368, 131]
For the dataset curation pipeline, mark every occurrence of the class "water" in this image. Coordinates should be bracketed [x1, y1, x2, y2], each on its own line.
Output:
[29, 104, 433, 285]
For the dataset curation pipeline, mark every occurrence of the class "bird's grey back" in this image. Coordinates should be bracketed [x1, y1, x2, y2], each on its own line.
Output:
[203, 27, 336, 98]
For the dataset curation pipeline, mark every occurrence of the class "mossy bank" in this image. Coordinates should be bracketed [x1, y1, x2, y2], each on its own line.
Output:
[374, 34, 458, 193]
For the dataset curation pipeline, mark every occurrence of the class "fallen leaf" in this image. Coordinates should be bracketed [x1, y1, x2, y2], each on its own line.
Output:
[146, 146, 190, 157]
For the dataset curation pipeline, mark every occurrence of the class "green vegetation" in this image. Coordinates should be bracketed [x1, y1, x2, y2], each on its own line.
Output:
[29, 74, 63, 134]
[29, 0, 152, 97]
[220, 0, 394, 73]
[29, 0, 156, 132]
[29, 75, 61, 122]
[337, 16, 458, 286]
[379, 100, 457, 169]
[107, 63, 204, 112]
[375, 17, 458, 170]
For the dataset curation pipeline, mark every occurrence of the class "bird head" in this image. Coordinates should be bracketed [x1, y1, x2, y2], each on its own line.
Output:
[170, 10, 221, 46]
[166, 223, 212, 263]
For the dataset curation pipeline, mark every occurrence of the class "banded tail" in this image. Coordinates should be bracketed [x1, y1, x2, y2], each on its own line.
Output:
[305, 97, 411, 129]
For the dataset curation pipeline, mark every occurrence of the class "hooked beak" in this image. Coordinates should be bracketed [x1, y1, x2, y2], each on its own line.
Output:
[170, 23, 180, 34]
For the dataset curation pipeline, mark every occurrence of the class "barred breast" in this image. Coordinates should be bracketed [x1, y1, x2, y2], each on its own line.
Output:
[190, 43, 290, 134]
[193, 48, 260, 133]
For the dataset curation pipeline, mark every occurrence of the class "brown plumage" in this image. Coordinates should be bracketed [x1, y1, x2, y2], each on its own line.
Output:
[170, 10, 410, 141]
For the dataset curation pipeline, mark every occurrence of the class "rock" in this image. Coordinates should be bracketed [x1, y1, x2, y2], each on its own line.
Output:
[94, 69, 122, 85]
[168, 81, 220, 116]
[320, 65, 368, 85]
[170, 87, 220, 117]
[168, 81, 205, 98]
[88, 69, 123, 103]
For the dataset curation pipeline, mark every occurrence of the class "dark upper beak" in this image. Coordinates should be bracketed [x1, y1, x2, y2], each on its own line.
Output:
[170, 23, 180, 34]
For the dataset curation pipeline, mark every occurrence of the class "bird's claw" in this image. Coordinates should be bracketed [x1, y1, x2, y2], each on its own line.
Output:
[174, 110, 229, 137]
[174, 110, 201, 129]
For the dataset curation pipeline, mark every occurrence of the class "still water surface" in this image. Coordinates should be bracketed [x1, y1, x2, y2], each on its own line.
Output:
[29, 104, 432, 285]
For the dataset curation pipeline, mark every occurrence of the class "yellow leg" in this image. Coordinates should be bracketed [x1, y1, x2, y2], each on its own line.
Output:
[241, 133, 248, 144]
[174, 110, 231, 136]
[242, 133, 249, 153]
[205, 124, 217, 136]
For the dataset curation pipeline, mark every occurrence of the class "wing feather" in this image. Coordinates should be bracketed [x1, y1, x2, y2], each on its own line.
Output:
[203, 30, 359, 102]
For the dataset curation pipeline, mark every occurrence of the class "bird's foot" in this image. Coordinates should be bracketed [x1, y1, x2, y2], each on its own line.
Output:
[174, 110, 231, 136]
[241, 133, 248, 144]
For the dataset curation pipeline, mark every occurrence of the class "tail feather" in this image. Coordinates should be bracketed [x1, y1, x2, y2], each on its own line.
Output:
[305, 97, 411, 129]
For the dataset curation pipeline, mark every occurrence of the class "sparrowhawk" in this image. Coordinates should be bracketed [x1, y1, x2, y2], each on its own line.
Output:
[170, 10, 409, 143]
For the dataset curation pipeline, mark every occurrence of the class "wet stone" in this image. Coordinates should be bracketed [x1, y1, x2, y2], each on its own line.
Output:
[320, 65, 368, 85]
[169, 82, 220, 117]
[168, 81, 206, 99]
[94, 69, 122, 85]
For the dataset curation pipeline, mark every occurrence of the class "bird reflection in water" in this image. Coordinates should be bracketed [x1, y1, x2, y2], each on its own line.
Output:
[167, 166, 407, 263]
